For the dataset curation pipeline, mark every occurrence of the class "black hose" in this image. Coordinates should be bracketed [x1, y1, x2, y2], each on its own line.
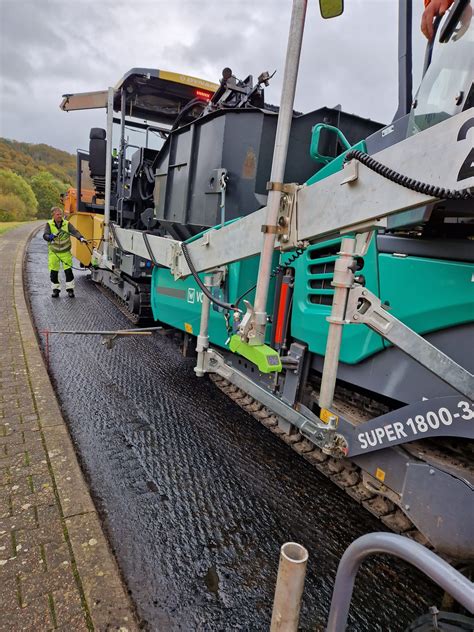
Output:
[234, 247, 306, 309]
[49, 249, 86, 272]
[138, 172, 154, 201]
[180, 242, 240, 313]
[171, 98, 208, 131]
[234, 283, 257, 308]
[49, 237, 99, 271]
[345, 149, 474, 200]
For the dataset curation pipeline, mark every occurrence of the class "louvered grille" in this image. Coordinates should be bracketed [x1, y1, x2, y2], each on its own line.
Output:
[306, 239, 342, 306]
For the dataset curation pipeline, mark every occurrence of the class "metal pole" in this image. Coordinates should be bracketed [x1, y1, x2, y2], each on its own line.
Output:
[251, 0, 308, 345]
[117, 88, 127, 226]
[326, 532, 474, 632]
[119, 88, 126, 194]
[270, 542, 309, 632]
[318, 238, 355, 411]
[103, 87, 114, 262]
[194, 275, 212, 377]
[394, 0, 413, 120]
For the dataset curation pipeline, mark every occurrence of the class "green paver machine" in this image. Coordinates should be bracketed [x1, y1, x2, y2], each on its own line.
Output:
[62, 0, 474, 559]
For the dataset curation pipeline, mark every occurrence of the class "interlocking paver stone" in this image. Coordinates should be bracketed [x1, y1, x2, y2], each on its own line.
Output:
[0, 224, 138, 631]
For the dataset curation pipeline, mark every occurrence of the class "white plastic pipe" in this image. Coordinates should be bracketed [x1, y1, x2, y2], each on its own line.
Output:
[194, 275, 212, 377]
[270, 542, 309, 632]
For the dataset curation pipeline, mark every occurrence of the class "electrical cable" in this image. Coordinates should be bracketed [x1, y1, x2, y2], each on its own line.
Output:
[180, 241, 241, 313]
[344, 149, 474, 200]
[48, 231, 97, 272]
[170, 98, 208, 131]
[234, 247, 306, 309]
[138, 172, 154, 201]
[234, 145, 473, 309]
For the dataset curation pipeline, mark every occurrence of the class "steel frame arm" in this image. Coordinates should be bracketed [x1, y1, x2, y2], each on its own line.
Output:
[113, 108, 474, 278]
[346, 286, 474, 400]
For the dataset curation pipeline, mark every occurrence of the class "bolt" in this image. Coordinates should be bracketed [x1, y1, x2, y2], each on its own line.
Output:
[209, 358, 217, 366]
[281, 235, 289, 243]
[353, 315, 359, 321]
[429, 469, 435, 475]
[404, 504, 410, 511]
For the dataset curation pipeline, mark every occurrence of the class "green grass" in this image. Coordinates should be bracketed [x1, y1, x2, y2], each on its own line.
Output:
[0, 221, 36, 236]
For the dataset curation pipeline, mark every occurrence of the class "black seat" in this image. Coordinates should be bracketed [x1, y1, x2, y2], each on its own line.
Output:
[89, 128, 106, 196]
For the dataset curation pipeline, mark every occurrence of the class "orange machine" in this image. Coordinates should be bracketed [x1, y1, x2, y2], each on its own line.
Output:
[61, 187, 97, 217]
[61, 187, 77, 216]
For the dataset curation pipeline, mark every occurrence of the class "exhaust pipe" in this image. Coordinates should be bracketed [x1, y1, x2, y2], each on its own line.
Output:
[270, 542, 309, 631]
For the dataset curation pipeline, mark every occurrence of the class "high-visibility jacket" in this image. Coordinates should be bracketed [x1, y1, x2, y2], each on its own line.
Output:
[47, 218, 72, 253]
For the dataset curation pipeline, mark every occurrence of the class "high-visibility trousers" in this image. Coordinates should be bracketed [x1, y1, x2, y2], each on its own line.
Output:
[48, 250, 75, 290]
[48, 249, 73, 272]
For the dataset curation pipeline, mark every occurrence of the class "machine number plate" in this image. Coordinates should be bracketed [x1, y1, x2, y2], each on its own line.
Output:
[354, 399, 474, 453]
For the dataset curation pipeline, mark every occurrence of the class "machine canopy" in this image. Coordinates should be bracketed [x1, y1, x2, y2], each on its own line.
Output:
[60, 68, 219, 126]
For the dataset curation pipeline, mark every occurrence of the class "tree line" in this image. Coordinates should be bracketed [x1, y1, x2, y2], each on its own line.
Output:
[0, 138, 76, 221]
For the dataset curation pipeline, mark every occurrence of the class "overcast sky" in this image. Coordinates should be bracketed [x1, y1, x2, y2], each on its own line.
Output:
[0, 0, 426, 154]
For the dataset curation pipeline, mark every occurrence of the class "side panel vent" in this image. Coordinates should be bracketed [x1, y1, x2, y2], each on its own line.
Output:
[306, 238, 342, 306]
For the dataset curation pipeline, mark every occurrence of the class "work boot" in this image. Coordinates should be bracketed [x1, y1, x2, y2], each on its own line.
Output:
[52, 289, 60, 298]
[67, 289, 75, 298]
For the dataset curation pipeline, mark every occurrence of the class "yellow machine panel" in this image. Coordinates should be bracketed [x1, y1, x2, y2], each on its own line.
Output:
[93, 215, 104, 253]
[68, 213, 95, 266]
[158, 70, 218, 93]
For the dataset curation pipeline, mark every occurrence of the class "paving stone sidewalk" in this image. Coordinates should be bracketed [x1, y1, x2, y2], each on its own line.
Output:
[0, 224, 138, 632]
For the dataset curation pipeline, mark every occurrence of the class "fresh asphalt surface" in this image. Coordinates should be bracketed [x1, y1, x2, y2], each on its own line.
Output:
[26, 230, 441, 631]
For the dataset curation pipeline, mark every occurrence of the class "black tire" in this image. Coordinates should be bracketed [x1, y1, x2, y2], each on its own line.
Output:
[405, 611, 474, 631]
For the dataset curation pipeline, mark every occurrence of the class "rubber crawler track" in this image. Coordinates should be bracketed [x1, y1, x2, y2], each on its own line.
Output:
[209, 373, 431, 548]
[96, 280, 151, 325]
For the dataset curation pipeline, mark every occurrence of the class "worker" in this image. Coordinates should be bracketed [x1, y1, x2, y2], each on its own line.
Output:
[421, 0, 455, 40]
[43, 206, 86, 298]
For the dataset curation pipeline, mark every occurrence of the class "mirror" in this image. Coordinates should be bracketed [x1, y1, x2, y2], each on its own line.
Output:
[319, 0, 344, 19]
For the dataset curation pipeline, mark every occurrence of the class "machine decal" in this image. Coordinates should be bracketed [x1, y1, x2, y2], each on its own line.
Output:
[375, 468, 386, 482]
[187, 288, 204, 304]
[456, 116, 474, 181]
[156, 287, 186, 299]
[342, 397, 474, 456]
[158, 70, 219, 93]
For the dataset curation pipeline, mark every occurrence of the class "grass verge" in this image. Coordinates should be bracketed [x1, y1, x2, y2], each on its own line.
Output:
[0, 221, 36, 236]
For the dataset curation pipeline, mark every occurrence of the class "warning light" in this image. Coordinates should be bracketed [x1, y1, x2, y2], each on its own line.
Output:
[195, 89, 212, 100]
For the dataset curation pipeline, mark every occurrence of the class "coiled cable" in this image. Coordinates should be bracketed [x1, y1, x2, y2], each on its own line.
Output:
[344, 149, 474, 200]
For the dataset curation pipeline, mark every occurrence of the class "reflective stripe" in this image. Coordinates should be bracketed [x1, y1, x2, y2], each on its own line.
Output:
[48, 219, 71, 253]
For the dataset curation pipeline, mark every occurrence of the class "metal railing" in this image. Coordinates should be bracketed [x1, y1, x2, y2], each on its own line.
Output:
[326, 533, 474, 631]
[271, 533, 474, 631]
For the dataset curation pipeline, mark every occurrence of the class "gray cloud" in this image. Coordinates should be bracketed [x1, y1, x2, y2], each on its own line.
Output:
[0, 0, 427, 153]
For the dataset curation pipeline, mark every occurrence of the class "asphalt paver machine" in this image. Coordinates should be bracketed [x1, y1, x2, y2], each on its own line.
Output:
[61, 0, 474, 559]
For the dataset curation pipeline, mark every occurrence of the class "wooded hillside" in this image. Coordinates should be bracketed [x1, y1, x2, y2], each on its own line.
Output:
[0, 138, 75, 220]
[0, 138, 75, 185]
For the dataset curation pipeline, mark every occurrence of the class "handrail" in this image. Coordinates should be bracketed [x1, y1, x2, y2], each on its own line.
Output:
[326, 532, 474, 632]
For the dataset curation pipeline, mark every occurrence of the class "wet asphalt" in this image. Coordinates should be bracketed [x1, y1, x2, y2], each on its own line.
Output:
[25, 230, 441, 631]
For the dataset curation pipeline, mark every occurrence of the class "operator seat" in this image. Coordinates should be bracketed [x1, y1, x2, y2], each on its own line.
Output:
[89, 128, 106, 197]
